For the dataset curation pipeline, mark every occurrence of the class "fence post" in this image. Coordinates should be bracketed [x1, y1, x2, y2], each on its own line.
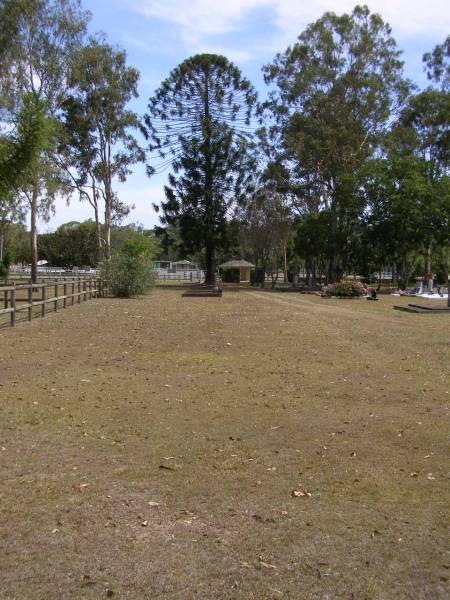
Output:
[4, 288, 7, 310]
[42, 285, 46, 318]
[28, 284, 33, 321]
[10, 285, 16, 327]
[63, 279, 67, 309]
[72, 281, 75, 306]
[54, 281, 58, 312]
[78, 279, 81, 303]
[83, 280, 87, 301]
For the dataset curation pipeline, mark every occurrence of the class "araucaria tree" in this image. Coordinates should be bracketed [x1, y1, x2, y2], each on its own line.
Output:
[263, 5, 409, 282]
[63, 37, 145, 260]
[145, 54, 257, 284]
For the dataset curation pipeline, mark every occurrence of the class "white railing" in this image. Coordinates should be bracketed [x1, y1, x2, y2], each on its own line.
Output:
[156, 269, 204, 282]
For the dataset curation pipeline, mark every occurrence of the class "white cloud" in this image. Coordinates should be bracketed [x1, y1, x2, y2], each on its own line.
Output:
[133, 0, 450, 55]
[272, 1, 450, 45]
[134, 0, 271, 43]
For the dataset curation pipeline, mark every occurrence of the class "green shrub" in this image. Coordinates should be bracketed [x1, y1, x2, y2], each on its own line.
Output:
[250, 268, 265, 285]
[220, 268, 240, 283]
[325, 279, 365, 297]
[0, 252, 12, 278]
[100, 253, 156, 298]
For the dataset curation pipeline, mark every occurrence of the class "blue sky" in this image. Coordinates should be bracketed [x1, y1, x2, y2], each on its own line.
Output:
[43, 0, 450, 231]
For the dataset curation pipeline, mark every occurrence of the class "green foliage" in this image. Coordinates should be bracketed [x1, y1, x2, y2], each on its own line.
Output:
[100, 234, 158, 298]
[220, 268, 240, 283]
[423, 35, 450, 90]
[63, 36, 145, 259]
[100, 253, 156, 298]
[263, 5, 409, 281]
[250, 268, 265, 286]
[325, 280, 365, 297]
[0, 251, 12, 278]
[110, 225, 160, 258]
[238, 187, 292, 279]
[38, 220, 98, 267]
[145, 53, 257, 283]
[0, 92, 51, 198]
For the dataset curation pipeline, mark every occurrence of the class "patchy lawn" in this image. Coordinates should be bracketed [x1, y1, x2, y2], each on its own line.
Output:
[0, 289, 448, 599]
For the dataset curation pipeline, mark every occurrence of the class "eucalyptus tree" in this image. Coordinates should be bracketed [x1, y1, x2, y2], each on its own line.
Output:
[145, 54, 257, 283]
[420, 36, 450, 303]
[399, 90, 450, 287]
[263, 5, 409, 282]
[0, 0, 90, 281]
[62, 37, 144, 259]
[423, 35, 450, 91]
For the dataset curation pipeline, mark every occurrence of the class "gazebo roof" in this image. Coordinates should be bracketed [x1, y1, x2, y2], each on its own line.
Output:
[219, 259, 255, 269]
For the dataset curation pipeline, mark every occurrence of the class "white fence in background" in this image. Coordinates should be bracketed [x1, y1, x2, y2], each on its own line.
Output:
[9, 265, 205, 283]
[156, 269, 204, 283]
[10, 266, 98, 276]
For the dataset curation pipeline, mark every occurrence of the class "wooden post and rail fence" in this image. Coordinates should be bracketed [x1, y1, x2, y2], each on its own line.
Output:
[0, 277, 108, 328]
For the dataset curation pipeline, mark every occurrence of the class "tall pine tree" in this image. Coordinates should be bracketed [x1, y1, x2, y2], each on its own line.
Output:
[145, 54, 257, 283]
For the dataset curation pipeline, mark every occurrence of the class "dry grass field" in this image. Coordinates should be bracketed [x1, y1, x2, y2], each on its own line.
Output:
[0, 288, 448, 599]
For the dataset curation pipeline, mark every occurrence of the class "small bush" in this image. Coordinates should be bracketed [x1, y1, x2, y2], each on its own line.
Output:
[325, 279, 365, 297]
[250, 268, 265, 286]
[221, 268, 240, 283]
[100, 253, 156, 298]
[0, 252, 12, 278]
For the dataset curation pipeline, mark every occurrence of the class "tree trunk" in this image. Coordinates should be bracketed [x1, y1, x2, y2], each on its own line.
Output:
[424, 243, 432, 291]
[205, 241, 215, 285]
[283, 242, 288, 283]
[446, 236, 450, 308]
[104, 197, 111, 260]
[202, 65, 215, 286]
[30, 182, 38, 284]
[311, 257, 317, 287]
[392, 262, 398, 289]
[91, 178, 102, 263]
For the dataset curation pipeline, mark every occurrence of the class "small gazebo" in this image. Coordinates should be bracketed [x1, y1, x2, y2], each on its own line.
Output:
[219, 259, 255, 283]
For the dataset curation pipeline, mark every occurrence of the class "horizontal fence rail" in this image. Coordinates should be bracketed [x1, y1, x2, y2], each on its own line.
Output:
[0, 278, 107, 328]
[155, 269, 205, 282]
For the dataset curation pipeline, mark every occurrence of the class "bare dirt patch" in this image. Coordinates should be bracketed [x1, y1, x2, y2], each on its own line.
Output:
[0, 289, 448, 599]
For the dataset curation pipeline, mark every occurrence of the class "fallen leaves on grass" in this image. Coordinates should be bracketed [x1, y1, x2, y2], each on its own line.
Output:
[257, 560, 277, 571]
[291, 487, 311, 498]
[72, 483, 89, 492]
[240, 559, 277, 571]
